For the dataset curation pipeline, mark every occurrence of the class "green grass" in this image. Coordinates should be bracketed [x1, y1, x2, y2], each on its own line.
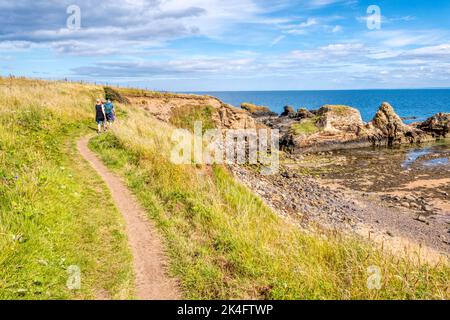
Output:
[321, 105, 355, 116]
[0, 78, 134, 299]
[291, 117, 322, 135]
[169, 105, 216, 133]
[89, 108, 450, 300]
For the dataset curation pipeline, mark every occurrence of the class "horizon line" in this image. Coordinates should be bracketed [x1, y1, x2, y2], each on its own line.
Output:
[185, 87, 450, 93]
[2, 74, 450, 93]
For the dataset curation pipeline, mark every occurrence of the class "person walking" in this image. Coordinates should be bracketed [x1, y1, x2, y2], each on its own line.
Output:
[104, 99, 115, 127]
[95, 99, 106, 133]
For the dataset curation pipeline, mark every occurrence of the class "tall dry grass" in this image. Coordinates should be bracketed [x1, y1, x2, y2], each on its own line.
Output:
[90, 101, 450, 299]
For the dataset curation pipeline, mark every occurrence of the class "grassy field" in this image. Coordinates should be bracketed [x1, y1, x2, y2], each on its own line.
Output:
[1, 77, 449, 300]
[89, 99, 450, 299]
[0, 77, 134, 299]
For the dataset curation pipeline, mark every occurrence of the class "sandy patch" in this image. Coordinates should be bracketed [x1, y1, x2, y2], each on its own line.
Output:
[401, 178, 450, 190]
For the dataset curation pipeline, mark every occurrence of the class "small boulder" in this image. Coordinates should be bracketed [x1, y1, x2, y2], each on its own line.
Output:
[401, 202, 410, 208]
[280, 105, 296, 117]
[296, 108, 315, 120]
[404, 195, 416, 202]
[415, 215, 429, 224]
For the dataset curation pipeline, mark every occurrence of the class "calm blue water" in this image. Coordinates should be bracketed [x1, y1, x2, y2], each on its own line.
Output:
[192, 89, 450, 122]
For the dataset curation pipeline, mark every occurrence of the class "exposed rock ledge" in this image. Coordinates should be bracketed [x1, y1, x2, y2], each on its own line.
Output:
[242, 102, 449, 153]
[126, 92, 258, 130]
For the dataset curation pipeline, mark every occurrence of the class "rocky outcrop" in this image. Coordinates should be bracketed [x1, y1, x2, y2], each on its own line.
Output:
[280, 106, 296, 117]
[417, 113, 449, 138]
[241, 102, 278, 118]
[214, 103, 258, 129]
[316, 105, 364, 132]
[367, 102, 426, 146]
[296, 108, 315, 120]
[254, 102, 444, 153]
[283, 105, 369, 152]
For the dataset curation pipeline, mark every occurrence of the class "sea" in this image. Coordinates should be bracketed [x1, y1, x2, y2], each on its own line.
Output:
[192, 89, 450, 123]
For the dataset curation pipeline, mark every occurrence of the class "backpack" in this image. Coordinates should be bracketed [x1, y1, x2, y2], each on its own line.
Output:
[104, 102, 114, 114]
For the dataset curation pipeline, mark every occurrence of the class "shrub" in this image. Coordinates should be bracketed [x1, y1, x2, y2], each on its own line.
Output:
[104, 87, 130, 104]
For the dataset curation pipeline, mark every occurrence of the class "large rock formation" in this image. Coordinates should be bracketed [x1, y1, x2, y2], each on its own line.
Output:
[367, 102, 426, 146]
[316, 105, 364, 132]
[241, 102, 277, 118]
[417, 113, 449, 138]
[257, 102, 443, 153]
[282, 105, 369, 152]
[214, 103, 258, 129]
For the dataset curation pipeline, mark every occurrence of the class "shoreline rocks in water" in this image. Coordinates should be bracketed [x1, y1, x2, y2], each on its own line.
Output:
[241, 101, 449, 153]
[416, 113, 450, 138]
[241, 102, 278, 118]
[280, 105, 296, 117]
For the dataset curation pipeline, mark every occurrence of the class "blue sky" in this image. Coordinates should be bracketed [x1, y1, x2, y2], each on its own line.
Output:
[1, 0, 450, 91]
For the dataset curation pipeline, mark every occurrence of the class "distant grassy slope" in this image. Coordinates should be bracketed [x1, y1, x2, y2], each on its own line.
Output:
[89, 100, 450, 299]
[0, 77, 134, 299]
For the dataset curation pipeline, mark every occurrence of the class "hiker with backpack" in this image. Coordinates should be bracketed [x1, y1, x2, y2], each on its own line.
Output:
[104, 99, 115, 127]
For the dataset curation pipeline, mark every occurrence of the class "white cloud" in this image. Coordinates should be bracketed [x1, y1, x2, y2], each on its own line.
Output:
[0, 41, 38, 51]
[72, 56, 258, 78]
[407, 44, 450, 57]
[281, 18, 319, 35]
[2, 0, 450, 89]
[332, 25, 342, 33]
[305, 0, 350, 9]
[299, 18, 318, 28]
[357, 15, 416, 25]
[270, 35, 286, 46]
[0, 0, 284, 55]
[365, 30, 444, 48]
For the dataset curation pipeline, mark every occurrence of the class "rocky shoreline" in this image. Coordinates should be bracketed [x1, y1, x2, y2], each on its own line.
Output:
[231, 160, 450, 261]
[130, 90, 450, 260]
[241, 102, 449, 153]
[233, 102, 450, 260]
